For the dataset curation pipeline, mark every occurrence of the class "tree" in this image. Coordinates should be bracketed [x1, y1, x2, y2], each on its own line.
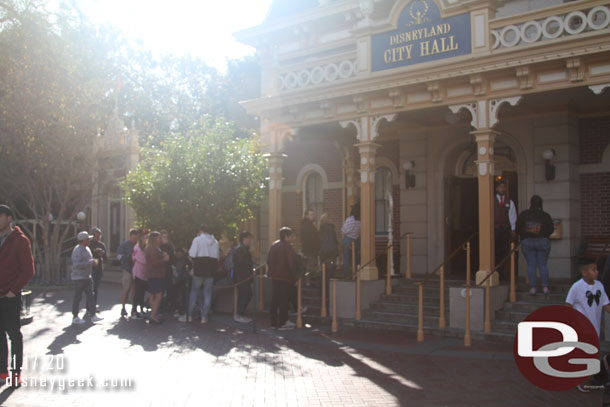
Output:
[121, 118, 266, 248]
[0, 1, 115, 282]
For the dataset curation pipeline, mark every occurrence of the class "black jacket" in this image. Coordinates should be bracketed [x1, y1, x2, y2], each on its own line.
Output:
[516, 208, 554, 240]
[233, 244, 253, 281]
[300, 219, 319, 257]
[319, 223, 338, 261]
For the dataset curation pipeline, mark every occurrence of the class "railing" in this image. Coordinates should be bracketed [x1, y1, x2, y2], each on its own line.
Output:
[330, 231, 414, 333]
[462, 241, 521, 344]
[210, 263, 266, 333]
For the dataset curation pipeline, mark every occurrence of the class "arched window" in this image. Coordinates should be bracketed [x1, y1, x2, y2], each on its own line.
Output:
[305, 172, 323, 220]
[375, 167, 392, 233]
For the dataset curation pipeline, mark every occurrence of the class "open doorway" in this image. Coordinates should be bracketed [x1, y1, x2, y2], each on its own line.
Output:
[444, 142, 518, 277]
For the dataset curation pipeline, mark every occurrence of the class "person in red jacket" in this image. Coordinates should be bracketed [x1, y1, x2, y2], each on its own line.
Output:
[267, 227, 297, 330]
[0, 205, 34, 388]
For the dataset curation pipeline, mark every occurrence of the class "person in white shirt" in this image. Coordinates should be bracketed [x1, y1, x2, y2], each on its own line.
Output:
[494, 180, 517, 281]
[566, 258, 610, 392]
[566, 259, 610, 337]
[341, 203, 360, 279]
[180, 224, 219, 323]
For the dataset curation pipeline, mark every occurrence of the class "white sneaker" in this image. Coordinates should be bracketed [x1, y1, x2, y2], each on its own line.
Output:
[234, 315, 252, 323]
[200, 317, 208, 324]
[72, 317, 85, 325]
[178, 315, 189, 323]
[90, 315, 103, 323]
[279, 321, 296, 330]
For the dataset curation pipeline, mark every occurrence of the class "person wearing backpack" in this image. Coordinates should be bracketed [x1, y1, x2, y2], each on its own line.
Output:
[516, 195, 554, 295]
[233, 232, 254, 323]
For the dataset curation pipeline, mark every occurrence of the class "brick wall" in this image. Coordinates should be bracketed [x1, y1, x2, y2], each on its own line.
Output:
[580, 116, 610, 164]
[282, 137, 342, 184]
[580, 116, 610, 237]
[580, 173, 610, 236]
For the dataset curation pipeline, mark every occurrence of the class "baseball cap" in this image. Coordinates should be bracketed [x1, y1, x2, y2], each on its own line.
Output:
[90, 227, 102, 235]
[77, 231, 93, 241]
[0, 205, 12, 217]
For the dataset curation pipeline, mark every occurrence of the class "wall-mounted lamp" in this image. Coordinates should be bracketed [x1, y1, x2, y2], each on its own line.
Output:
[542, 149, 556, 181]
[403, 161, 416, 189]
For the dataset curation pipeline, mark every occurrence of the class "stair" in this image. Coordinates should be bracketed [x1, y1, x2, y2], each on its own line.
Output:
[348, 277, 459, 337]
[490, 280, 571, 336]
[346, 277, 574, 343]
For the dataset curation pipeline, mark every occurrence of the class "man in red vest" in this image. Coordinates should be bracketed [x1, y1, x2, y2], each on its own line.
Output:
[494, 180, 516, 281]
[0, 205, 34, 388]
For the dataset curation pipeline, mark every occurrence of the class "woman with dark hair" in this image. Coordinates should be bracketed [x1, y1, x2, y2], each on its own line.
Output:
[145, 231, 169, 323]
[516, 195, 554, 295]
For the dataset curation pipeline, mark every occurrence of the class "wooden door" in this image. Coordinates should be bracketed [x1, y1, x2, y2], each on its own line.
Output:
[445, 177, 479, 276]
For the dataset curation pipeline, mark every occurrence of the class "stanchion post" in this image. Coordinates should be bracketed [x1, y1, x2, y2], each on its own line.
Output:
[356, 270, 361, 321]
[386, 242, 392, 295]
[233, 285, 238, 317]
[465, 242, 471, 347]
[510, 243, 516, 303]
[257, 273, 263, 311]
[321, 264, 328, 317]
[297, 278, 303, 328]
[484, 277, 491, 334]
[406, 234, 412, 279]
[351, 241, 356, 280]
[331, 279, 338, 333]
[439, 265, 446, 329]
[417, 283, 424, 342]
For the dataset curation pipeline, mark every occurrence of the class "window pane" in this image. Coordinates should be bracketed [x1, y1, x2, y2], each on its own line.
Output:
[305, 172, 323, 218]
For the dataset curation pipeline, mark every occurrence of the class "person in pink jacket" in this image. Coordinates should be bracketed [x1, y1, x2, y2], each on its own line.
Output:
[131, 233, 148, 319]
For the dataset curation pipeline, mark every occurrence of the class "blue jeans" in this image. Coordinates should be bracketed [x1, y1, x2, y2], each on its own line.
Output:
[341, 236, 360, 278]
[521, 237, 551, 287]
[188, 276, 213, 319]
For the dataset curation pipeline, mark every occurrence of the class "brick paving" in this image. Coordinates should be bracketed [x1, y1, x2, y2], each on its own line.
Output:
[0, 282, 602, 406]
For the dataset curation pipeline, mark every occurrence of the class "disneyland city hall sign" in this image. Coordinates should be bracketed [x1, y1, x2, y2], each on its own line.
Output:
[371, 0, 471, 72]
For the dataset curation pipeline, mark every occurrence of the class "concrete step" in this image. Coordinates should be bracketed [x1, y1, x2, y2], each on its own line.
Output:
[491, 320, 519, 335]
[494, 309, 532, 323]
[361, 310, 442, 326]
[346, 319, 515, 343]
[370, 301, 450, 314]
[516, 292, 566, 303]
[500, 300, 563, 313]
[378, 293, 444, 305]
[516, 283, 572, 294]
[392, 285, 452, 296]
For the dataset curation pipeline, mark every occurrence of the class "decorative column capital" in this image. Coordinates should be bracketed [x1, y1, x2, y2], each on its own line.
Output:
[590, 83, 610, 95]
[340, 114, 397, 142]
[264, 152, 287, 191]
[450, 97, 521, 130]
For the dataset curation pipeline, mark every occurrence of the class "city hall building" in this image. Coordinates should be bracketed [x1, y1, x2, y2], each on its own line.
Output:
[237, 0, 610, 335]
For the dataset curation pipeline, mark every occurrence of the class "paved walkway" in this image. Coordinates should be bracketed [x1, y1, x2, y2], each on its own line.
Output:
[0, 283, 601, 406]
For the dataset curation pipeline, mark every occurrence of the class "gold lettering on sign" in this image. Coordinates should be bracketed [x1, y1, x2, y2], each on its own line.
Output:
[420, 36, 458, 57]
[388, 24, 452, 46]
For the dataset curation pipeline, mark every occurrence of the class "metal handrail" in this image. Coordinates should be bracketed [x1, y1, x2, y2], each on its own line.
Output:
[353, 231, 414, 276]
[476, 243, 521, 287]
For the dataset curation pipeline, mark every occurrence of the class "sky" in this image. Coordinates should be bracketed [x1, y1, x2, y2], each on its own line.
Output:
[81, 0, 274, 71]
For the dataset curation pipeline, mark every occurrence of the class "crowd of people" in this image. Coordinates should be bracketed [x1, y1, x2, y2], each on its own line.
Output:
[70, 224, 257, 325]
[66, 207, 361, 331]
